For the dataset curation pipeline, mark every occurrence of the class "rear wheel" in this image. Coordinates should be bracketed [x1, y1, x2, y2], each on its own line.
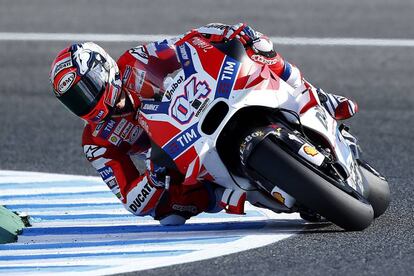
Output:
[247, 137, 374, 231]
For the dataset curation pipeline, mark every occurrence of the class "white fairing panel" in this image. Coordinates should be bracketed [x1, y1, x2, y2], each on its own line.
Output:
[146, 40, 362, 211]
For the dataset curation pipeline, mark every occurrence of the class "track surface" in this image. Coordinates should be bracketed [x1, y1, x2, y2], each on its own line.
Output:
[0, 171, 305, 275]
[0, 0, 413, 275]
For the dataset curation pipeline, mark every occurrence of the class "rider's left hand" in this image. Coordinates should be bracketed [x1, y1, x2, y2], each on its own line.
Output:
[225, 23, 260, 46]
[146, 160, 168, 188]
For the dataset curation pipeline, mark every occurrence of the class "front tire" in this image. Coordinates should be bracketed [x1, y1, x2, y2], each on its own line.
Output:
[247, 138, 374, 231]
[359, 161, 390, 218]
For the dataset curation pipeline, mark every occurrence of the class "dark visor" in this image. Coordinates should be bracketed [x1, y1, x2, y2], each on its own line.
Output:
[57, 70, 107, 116]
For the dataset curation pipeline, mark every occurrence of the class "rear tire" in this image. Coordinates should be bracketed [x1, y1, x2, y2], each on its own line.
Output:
[247, 138, 374, 231]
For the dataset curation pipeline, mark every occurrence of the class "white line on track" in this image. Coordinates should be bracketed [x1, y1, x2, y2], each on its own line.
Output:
[1, 32, 414, 47]
[0, 170, 304, 276]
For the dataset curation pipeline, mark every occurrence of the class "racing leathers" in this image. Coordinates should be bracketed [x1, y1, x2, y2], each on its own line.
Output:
[82, 23, 358, 225]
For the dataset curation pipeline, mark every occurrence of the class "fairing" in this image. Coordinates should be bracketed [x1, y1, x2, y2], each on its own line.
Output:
[138, 36, 363, 211]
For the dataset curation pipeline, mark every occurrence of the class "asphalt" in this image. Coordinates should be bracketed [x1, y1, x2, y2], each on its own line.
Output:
[0, 0, 413, 275]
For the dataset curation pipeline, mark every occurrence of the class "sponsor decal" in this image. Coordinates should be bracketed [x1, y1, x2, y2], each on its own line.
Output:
[52, 57, 73, 77]
[128, 183, 154, 212]
[191, 37, 213, 52]
[108, 133, 121, 146]
[128, 125, 143, 144]
[303, 145, 318, 157]
[205, 23, 227, 30]
[92, 110, 105, 122]
[298, 144, 324, 167]
[142, 103, 160, 111]
[179, 45, 189, 60]
[165, 75, 184, 100]
[129, 46, 149, 64]
[100, 120, 116, 139]
[270, 186, 296, 208]
[122, 65, 132, 84]
[171, 77, 211, 124]
[221, 61, 237, 80]
[176, 43, 197, 78]
[83, 145, 107, 161]
[137, 115, 150, 136]
[197, 24, 227, 36]
[272, 192, 285, 205]
[215, 56, 240, 99]
[57, 72, 76, 94]
[172, 204, 198, 214]
[106, 178, 123, 200]
[240, 131, 264, 145]
[176, 127, 199, 147]
[116, 192, 124, 200]
[114, 118, 128, 135]
[192, 99, 202, 109]
[104, 82, 121, 107]
[163, 123, 200, 159]
[250, 54, 277, 65]
[92, 122, 105, 137]
[195, 98, 210, 117]
[240, 130, 265, 154]
[134, 69, 146, 92]
[97, 166, 114, 181]
[140, 100, 169, 115]
[121, 122, 133, 139]
[106, 178, 118, 189]
[239, 130, 265, 165]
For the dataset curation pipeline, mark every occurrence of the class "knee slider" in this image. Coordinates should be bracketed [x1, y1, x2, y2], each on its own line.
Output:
[159, 214, 186, 226]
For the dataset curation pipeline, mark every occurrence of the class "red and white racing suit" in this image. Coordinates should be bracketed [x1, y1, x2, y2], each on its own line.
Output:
[82, 23, 357, 225]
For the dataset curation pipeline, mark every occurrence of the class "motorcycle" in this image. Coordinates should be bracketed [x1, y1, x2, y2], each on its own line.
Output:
[138, 33, 390, 231]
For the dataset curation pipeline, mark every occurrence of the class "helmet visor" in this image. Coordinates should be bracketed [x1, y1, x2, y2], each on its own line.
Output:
[57, 69, 107, 116]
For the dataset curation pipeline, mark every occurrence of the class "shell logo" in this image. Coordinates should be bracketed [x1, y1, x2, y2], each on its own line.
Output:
[272, 192, 286, 205]
[303, 145, 318, 157]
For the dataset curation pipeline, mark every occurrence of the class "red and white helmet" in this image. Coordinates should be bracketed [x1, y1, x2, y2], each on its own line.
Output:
[50, 42, 122, 123]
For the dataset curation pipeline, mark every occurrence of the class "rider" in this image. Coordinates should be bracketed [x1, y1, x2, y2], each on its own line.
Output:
[50, 23, 358, 225]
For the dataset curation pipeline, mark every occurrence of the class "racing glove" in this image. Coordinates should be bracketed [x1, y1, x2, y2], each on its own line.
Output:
[226, 23, 277, 59]
[225, 23, 260, 46]
[145, 158, 170, 189]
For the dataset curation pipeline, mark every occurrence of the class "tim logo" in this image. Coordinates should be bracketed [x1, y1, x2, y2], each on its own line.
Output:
[171, 77, 211, 124]
[163, 123, 200, 159]
[98, 166, 114, 181]
[215, 56, 240, 99]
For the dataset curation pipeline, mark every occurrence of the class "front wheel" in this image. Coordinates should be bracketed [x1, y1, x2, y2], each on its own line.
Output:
[359, 160, 390, 218]
[247, 137, 374, 231]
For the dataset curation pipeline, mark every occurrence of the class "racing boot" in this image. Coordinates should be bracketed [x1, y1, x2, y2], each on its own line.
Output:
[154, 182, 225, 226]
[316, 88, 358, 120]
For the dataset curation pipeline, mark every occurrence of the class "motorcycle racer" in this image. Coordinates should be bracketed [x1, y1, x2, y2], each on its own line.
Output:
[50, 23, 358, 226]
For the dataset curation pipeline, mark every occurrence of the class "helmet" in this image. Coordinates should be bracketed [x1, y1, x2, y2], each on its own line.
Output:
[50, 42, 122, 123]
